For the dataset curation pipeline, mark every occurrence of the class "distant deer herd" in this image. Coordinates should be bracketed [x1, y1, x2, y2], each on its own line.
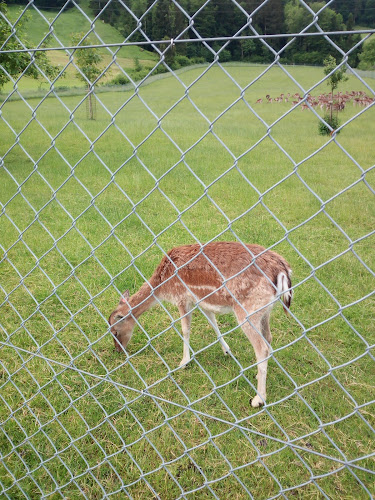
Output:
[255, 90, 374, 111]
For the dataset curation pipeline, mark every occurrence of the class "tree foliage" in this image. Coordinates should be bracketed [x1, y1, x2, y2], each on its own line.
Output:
[322, 54, 348, 127]
[0, 2, 60, 90]
[284, 1, 362, 66]
[4, 0, 73, 8]
[71, 32, 103, 119]
[3, 0, 369, 68]
[88, 0, 285, 62]
[71, 32, 103, 85]
[86, 0, 366, 65]
[332, 0, 375, 26]
[358, 37, 375, 69]
[318, 56, 348, 136]
[323, 55, 348, 95]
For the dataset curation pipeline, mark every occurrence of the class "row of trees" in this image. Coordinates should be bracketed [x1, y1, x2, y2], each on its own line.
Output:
[4, 0, 73, 8]
[334, 0, 375, 25]
[4, 0, 375, 26]
[1, 0, 374, 95]
[87, 0, 367, 66]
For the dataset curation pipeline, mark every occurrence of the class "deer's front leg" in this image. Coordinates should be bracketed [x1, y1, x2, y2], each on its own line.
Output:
[202, 309, 231, 355]
[178, 304, 193, 367]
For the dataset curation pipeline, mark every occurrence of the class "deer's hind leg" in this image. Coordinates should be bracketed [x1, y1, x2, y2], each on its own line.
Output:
[234, 301, 273, 408]
[260, 313, 272, 344]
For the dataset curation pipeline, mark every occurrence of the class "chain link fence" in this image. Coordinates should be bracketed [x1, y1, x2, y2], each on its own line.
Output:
[1, 0, 375, 498]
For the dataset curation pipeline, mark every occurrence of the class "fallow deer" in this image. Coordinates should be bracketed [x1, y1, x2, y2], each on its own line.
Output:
[108, 241, 292, 407]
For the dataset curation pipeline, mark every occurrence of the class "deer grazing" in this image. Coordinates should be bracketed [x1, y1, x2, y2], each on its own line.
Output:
[108, 241, 292, 407]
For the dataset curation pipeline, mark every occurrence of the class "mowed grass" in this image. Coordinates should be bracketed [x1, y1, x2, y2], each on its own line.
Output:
[0, 64, 374, 498]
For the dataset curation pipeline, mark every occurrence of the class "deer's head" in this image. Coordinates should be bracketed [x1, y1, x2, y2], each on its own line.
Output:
[108, 290, 135, 352]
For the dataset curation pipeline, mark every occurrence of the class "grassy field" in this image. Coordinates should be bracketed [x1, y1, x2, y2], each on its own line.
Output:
[0, 63, 374, 499]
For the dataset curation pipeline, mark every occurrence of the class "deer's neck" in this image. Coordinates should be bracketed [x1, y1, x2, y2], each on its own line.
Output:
[129, 282, 158, 318]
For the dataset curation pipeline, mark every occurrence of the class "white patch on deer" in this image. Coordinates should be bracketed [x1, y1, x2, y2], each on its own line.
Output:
[276, 271, 292, 307]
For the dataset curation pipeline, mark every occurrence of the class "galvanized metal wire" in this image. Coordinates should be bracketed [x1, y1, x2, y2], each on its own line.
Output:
[1, 0, 374, 498]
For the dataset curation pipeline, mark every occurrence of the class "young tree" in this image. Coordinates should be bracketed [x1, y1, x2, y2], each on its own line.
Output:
[71, 33, 102, 119]
[0, 2, 60, 90]
[319, 55, 348, 135]
[324, 55, 348, 111]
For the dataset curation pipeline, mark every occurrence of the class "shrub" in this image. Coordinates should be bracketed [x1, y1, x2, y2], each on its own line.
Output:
[130, 68, 150, 81]
[293, 51, 323, 66]
[152, 64, 169, 75]
[134, 57, 142, 72]
[318, 114, 341, 136]
[170, 60, 181, 70]
[110, 74, 130, 86]
[174, 55, 191, 67]
[191, 56, 206, 64]
[219, 49, 231, 62]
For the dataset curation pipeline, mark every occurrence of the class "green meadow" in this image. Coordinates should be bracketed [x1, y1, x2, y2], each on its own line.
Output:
[0, 63, 374, 498]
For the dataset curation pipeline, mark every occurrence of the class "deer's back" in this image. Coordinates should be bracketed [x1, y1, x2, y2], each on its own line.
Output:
[150, 242, 291, 308]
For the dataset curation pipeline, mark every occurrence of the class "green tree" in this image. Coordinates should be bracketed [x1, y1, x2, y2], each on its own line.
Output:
[71, 32, 102, 119]
[365, 0, 375, 25]
[152, 0, 171, 42]
[324, 55, 348, 97]
[188, 0, 217, 59]
[346, 12, 354, 31]
[353, 0, 365, 24]
[341, 13, 362, 67]
[358, 37, 375, 69]
[240, 38, 256, 60]
[319, 55, 348, 135]
[247, 0, 284, 36]
[0, 2, 60, 90]
[5, 0, 73, 6]
[284, 1, 347, 65]
[332, 0, 353, 22]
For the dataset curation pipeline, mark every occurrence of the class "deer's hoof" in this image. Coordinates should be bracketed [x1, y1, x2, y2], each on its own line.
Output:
[250, 395, 265, 408]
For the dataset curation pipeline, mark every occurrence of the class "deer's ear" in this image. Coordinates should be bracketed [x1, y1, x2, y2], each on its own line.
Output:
[120, 290, 130, 304]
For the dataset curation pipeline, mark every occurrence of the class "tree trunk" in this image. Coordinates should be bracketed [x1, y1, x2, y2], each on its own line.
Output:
[88, 86, 93, 120]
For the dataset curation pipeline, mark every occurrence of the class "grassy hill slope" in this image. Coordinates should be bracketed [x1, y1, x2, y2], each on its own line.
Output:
[4, 0, 157, 91]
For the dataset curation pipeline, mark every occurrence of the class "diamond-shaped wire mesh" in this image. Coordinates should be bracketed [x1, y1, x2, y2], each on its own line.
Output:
[1, 0, 374, 498]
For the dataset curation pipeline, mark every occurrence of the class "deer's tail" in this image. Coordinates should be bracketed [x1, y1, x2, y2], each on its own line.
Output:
[276, 269, 293, 315]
